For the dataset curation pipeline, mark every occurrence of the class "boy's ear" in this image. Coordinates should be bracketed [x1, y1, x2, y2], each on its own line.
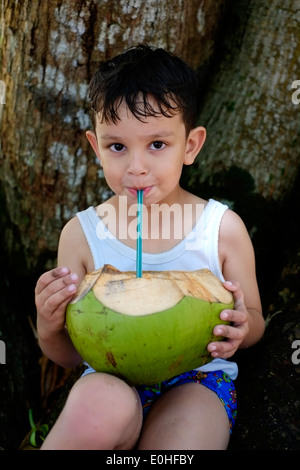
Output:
[184, 126, 206, 165]
[86, 130, 102, 164]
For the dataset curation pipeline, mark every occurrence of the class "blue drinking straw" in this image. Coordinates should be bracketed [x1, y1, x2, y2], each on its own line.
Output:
[136, 189, 143, 278]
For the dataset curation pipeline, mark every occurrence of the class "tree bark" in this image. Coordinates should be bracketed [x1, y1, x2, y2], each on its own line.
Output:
[0, 0, 225, 269]
[188, 0, 300, 201]
[0, 0, 226, 449]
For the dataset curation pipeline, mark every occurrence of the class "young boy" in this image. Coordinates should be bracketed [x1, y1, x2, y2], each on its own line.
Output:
[35, 45, 265, 449]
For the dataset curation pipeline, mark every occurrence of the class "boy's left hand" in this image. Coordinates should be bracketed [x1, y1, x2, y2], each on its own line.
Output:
[207, 280, 249, 359]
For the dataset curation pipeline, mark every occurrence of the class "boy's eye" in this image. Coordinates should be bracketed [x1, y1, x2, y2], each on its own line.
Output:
[151, 141, 165, 150]
[110, 143, 124, 152]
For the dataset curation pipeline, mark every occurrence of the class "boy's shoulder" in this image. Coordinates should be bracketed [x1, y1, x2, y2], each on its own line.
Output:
[61, 214, 82, 234]
[220, 207, 248, 236]
[218, 207, 252, 260]
[59, 214, 88, 250]
[58, 214, 94, 274]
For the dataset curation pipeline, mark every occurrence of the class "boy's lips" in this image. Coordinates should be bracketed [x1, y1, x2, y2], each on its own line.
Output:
[128, 186, 152, 197]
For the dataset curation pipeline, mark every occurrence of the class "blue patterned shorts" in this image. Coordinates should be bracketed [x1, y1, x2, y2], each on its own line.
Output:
[136, 370, 237, 433]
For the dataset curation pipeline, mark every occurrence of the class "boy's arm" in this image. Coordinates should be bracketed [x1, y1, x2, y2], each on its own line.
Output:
[208, 209, 265, 359]
[35, 267, 82, 368]
[35, 217, 89, 368]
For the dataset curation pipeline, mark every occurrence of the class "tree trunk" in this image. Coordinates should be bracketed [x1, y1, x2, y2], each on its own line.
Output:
[0, 0, 225, 270]
[186, 0, 300, 202]
[0, 0, 226, 450]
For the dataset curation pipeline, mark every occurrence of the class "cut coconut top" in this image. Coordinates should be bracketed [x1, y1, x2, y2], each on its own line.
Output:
[70, 265, 233, 316]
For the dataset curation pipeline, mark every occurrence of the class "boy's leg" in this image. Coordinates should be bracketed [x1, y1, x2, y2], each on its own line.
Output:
[137, 382, 230, 450]
[41, 372, 143, 450]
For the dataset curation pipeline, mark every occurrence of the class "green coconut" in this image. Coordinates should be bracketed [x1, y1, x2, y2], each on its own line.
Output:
[66, 265, 233, 386]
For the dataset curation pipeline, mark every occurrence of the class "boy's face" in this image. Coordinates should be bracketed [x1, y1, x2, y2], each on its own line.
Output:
[86, 99, 205, 207]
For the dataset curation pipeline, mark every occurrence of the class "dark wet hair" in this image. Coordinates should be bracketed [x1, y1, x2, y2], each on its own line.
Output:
[89, 45, 199, 135]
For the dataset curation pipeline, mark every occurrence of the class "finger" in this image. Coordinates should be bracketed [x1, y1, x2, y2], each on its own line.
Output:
[213, 323, 246, 341]
[209, 341, 239, 359]
[209, 320, 249, 358]
[219, 308, 248, 324]
[35, 273, 79, 311]
[223, 280, 245, 311]
[44, 283, 77, 315]
[35, 267, 70, 295]
[39, 272, 78, 299]
[208, 331, 241, 354]
[223, 280, 240, 292]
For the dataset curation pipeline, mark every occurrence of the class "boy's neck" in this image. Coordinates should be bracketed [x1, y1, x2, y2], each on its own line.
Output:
[96, 191, 207, 254]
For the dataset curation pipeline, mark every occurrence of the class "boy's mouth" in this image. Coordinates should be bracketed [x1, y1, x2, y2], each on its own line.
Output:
[128, 186, 152, 198]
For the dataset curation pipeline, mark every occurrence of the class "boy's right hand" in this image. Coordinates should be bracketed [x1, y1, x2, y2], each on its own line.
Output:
[35, 267, 79, 339]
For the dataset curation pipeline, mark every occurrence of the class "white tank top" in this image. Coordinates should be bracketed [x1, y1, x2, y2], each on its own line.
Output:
[76, 198, 238, 380]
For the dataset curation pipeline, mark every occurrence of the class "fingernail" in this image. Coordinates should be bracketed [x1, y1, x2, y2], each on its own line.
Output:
[70, 273, 78, 282]
[68, 284, 76, 293]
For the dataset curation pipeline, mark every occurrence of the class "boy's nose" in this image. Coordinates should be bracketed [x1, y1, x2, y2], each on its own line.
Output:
[127, 153, 148, 175]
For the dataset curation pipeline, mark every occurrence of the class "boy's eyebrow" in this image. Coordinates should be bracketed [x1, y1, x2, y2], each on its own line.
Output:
[99, 131, 176, 141]
[146, 131, 176, 139]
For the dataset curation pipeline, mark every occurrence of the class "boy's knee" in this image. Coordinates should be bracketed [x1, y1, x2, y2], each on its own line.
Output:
[66, 372, 141, 424]
[52, 373, 142, 449]
[43, 373, 142, 449]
